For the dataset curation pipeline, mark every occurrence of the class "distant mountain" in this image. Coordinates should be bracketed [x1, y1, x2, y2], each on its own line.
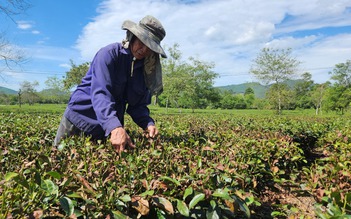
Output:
[0, 86, 17, 95]
[216, 80, 303, 99]
[217, 82, 269, 98]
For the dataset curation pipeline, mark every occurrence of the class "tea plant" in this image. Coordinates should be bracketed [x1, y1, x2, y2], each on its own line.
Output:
[1, 110, 351, 218]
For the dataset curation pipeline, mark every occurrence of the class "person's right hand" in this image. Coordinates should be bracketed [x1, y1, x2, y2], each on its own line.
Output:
[110, 127, 135, 155]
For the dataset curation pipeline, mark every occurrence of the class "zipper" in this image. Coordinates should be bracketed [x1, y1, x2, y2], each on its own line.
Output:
[131, 57, 136, 77]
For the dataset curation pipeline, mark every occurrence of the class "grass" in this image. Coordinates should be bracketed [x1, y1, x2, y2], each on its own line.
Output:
[0, 103, 342, 118]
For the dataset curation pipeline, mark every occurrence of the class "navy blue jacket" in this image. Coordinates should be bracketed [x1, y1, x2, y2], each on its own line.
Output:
[64, 42, 154, 139]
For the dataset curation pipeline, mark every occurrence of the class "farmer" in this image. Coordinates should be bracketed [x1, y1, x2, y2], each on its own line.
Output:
[54, 15, 166, 154]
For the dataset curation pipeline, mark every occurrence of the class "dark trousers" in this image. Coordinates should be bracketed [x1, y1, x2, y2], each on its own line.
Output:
[54, 115, 82, 146]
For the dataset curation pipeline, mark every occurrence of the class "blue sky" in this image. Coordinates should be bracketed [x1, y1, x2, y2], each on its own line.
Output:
[1, 0, 351, 91]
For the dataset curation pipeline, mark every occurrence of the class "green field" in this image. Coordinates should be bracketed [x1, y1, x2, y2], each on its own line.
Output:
[1, 105, 350, 218]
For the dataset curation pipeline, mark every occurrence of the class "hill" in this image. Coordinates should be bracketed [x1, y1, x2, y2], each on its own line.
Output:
[217, 82, 268, 98]
[0, 86, 17, 95]
[216, 80, 303, 98]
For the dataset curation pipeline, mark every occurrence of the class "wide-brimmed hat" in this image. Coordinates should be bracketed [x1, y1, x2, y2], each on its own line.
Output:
[122, 15, 167, 58]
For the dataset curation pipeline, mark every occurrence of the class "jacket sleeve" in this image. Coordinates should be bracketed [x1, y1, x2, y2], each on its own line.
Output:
[90, 48, 122, 136]
[126, 92, 155, 129]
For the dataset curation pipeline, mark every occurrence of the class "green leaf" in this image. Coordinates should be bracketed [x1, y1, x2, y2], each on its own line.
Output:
[4, 172, 18, 181]
[189, 193, 205, 209]
[206, 207, 220, 219]
[66, 192, 82, 199]
[119, 194, 131, 203]
[183, 186, 193, 200]
[41, 179, 58, 196]
[155, 208, 167, 219]
[212, 188, 232, 200]
[176, 199, 189, 217]
[112, 210, 128, 219]
[139, 190, 154, 198]
[59, 197, 74, 216]
[46, 171, 62, 179]
[232, 195, 251, 218]
[159, 176, 181, 186]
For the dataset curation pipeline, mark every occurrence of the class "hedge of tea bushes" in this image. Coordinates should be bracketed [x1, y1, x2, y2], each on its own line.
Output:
[1, 112, 350, 218]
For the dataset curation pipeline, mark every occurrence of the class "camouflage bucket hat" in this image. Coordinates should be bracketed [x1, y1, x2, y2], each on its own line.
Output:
[122, 15, 167, 58]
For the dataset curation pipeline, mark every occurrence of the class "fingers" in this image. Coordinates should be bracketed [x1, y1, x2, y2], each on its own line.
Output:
[147, 125, 158, 138]
[115, 143, 125, 156]
[110, 127, 135, 155]
[126, 134, 136, 149]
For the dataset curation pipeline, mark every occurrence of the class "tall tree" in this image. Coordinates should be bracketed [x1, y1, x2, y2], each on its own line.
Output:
[327, 60, 351, 114]
[294, 72, 314, 109]
[20, 80, 39, 105]
[311, 82, 329, 115]
[250, 48, 301, 114]
[160, 44, 219, 111]
[160, 44, 189, 109]
[63, 60, 90, 90]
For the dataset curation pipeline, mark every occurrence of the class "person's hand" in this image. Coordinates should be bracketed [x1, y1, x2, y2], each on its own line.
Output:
[110, 127, 135, 155]
[146, 125, 158, 138]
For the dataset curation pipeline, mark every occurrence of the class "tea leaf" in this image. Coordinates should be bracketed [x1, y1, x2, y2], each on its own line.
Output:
[152, 196, 174, 214]
[176, 199, 189, 217]
[212, 188, 232, 200]
[119, 194, 131, 202]
[4, 172, 18, 181]
[41, 179, 58, 196]
[59, 196, 74, 216]
[159, 176, 181, 186]
[112, 210, 128, 219]
[232, 194, 250, 218]
[189, 193, 205, 209]
[46, 171, 62, 179]
[139, 190, 154, 197]
[183, 186, 193, 200]
[131, 196, 149, 215]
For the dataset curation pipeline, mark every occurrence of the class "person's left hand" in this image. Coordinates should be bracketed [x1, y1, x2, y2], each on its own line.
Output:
[146, 125, 158, 138]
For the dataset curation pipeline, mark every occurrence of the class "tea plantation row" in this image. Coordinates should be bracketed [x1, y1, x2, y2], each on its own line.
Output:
[0, 110, 350, 218]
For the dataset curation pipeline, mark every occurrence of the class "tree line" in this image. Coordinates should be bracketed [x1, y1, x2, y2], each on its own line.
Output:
[1, 44, 351, 115]
[1, 1, 350, 114]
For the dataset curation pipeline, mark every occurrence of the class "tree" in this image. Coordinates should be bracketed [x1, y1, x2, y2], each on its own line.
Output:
[311, 82, 329, 115]
[184, 56, 219, 111]
[159, 44, 189, 109]
[244, 87, 255, 108]
[250, 48, 301, 114]
[159, 44, 219, 111]
[63, 60, 90, 90]
[0, 0, 31, 19]
[294, 72, 314, 109]
[266, 83, 296, 112]
[327, 60, 351, 114]
[41, 76, 70, 103]
[330, 60, 351, 87]
[0, 0, 31, 74]
[20, 80, 39, 105]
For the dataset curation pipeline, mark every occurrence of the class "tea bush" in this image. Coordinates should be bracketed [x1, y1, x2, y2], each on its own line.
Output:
[1, 110, 350, 218]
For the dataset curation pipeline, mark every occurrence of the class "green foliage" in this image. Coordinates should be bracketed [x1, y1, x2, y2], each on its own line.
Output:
[159, 44, 219, 110]
[250, 47, 301, 114]
[63, 60, 90, 90]
[1, 107, 351, 218]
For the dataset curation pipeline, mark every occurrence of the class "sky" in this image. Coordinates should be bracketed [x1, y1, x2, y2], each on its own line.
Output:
[1, 0, 351, 91]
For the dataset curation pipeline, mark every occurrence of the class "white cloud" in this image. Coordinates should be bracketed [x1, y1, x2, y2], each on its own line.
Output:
[17, 20, 34, 30]
[74, 0, 351, 86]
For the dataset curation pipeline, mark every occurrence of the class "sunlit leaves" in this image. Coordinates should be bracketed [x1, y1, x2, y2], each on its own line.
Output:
[1, 110, 351, 218]
[189, 193, 205, 209]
